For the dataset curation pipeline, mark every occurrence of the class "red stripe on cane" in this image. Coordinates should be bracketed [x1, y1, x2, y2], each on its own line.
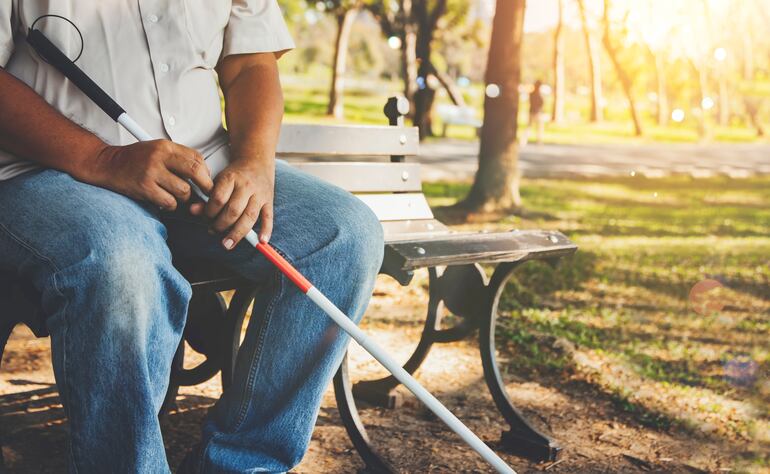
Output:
[255, 242, 313, 293]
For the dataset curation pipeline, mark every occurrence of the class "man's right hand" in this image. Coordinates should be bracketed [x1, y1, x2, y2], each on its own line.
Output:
[88, 140, 214, 211]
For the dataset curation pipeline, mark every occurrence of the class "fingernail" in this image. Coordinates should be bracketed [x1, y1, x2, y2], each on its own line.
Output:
[223, 238, 234, 250]
[259, 234, 270, 243]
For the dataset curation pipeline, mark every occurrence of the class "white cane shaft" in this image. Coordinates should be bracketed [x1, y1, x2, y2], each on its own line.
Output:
[115, 112, 514, 473]
[117, 113, 153, 142]
[306, 287, 516, 474]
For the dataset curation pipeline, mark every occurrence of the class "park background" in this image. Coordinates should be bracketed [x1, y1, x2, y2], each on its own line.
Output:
[1, 0, 768, 472]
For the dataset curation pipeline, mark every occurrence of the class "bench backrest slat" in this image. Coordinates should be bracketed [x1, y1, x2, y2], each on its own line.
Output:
[355, 193, 434, 221]
[291, 162, 421, 193]
[277, 124, 419, 157]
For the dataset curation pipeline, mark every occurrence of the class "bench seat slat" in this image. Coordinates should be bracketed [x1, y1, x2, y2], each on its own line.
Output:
[383, 230, 577, 271]
[277, 124, 419, 157]
[293, 162, 422, 192]
[356, 193, 434, 221]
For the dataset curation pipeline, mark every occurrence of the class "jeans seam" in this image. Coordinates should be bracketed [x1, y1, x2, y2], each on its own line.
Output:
[199, 273, 280, 473]
[0, 222, 62, 272]
[236, 269, 282, 431]
[0, 223, 78, 472]
[198, 246, 290, 472]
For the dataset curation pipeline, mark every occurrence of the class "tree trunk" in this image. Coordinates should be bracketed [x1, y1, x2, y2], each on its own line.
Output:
[741, 24, 754, 81]
[740, 17, 763, 137]
[411, 0, 447, 139]
[689, 59, 710, 140]
[551, 0, 565, 123]
[718, 76, 729, 126]
[649, 48, 668, 126]
[699, 0, 729, 127]
[434, 65, 466, 107]
[577, 0, 603, 122]
[602, 0, 642, 136]
[412, 34, 436, 139]
[400, 0, 418, 107]
[327, 9, 357, 118]
[460, 0, 526, 212]
[689, 59, 707, 107]
[744, 98, 765, 137]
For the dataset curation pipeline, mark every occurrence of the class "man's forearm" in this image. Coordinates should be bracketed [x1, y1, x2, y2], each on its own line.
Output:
[219, 57, 283, 167]
[0, 68, 107, 181]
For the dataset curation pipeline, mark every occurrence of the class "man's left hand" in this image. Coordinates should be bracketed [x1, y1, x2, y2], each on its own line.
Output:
[190, 160, 274, 249]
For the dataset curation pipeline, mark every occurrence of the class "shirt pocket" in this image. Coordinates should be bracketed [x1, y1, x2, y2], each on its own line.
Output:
[182, 0, 231, 66]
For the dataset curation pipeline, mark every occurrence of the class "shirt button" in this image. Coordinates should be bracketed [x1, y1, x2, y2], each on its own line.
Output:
[168, 116, 176, 127]
[159, 63, 169, 73]
[148, 14, 159, 23]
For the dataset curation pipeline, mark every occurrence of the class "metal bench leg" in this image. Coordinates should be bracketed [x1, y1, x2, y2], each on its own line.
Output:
[219, 286, 255, 390]
[354, 266, 485, 408]
[0, 321, 13, 372]
[161, 285, 256, 415]
[480, 262, 561, 462]
[0, 321, 15, 470]
[353, 268, 442, 408]
[333, 354, 396, 474]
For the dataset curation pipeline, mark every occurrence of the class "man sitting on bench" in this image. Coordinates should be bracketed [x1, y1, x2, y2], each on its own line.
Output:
[0, 1, 383, 472]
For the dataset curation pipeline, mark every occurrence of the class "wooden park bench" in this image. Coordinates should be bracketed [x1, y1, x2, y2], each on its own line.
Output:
[0, 97, 577, 472]
[436, 103, 482, 137]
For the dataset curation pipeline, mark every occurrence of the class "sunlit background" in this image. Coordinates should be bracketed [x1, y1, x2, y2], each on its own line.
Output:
[2, 2, 768, 473]
[276, 0, 770, 143]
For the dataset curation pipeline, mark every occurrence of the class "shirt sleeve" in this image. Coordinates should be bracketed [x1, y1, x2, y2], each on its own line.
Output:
[222, 0, 295, 60]
[0, 2, 15, 67]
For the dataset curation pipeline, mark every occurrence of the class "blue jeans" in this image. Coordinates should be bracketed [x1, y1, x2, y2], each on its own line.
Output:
[0, 160, 384, 473]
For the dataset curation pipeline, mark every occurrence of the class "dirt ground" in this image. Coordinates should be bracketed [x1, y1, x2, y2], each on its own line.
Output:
[0, 275, 752, 473]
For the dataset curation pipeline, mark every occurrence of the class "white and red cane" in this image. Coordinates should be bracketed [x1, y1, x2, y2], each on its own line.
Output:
[27, 27, 516, 474]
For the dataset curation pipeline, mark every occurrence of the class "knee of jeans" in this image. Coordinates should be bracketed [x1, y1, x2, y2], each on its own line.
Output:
[73, 237, 192, 339]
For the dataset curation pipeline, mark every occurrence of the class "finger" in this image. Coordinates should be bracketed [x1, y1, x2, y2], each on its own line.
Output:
[166, 145, 214, 194]
[223, 195, 261, 249]
[189, 202, 205, 215]
[145, 183, 178, 211]
[258, 202, 273, 243]
[156, 171, 192, 202]
[212, 185, 251, 234]
[205, 176, 234, 220]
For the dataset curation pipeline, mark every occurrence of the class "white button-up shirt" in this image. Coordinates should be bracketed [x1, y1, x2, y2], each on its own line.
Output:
[0, 0, 295, 181]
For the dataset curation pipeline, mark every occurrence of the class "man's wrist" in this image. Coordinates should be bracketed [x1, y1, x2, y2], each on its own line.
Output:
[71, 142, 115, 185]
[229, 146, 275, 170]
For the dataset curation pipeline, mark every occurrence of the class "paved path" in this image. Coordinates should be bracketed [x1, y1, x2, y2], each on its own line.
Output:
[417, 140, 770, 181]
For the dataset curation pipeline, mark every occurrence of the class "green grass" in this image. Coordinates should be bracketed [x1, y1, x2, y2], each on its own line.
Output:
[282, 78, 401, 126]
[425, 176, 770, 469]
[281, 74, 768, 144]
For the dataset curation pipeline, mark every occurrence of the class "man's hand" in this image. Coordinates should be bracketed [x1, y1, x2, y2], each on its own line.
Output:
[209, 51, 284, 251]
[189, 160, 274, 249]
[91, 140, 213, 211]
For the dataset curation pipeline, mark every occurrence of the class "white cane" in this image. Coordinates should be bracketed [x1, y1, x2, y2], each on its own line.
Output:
[27, 27, 516, 474]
